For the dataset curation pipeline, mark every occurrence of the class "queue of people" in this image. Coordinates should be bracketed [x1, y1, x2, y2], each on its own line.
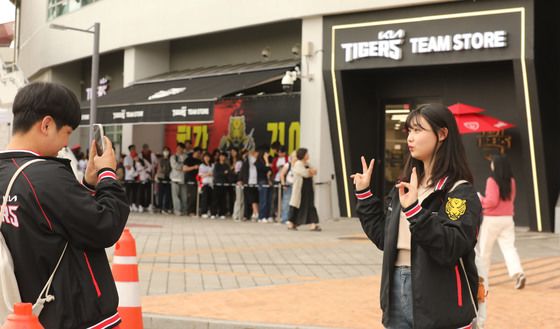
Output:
[111, 141, 321, 230]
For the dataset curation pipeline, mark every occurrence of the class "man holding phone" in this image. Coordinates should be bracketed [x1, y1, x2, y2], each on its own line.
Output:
[0, 82, 129, 328]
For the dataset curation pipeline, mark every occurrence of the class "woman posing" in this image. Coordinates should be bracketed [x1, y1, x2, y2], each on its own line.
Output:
[287, 148, 321, 231]
[352, 104, 482, 329]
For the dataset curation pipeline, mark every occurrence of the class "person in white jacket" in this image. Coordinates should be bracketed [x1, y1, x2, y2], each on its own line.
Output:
[170, 142, 187, 215]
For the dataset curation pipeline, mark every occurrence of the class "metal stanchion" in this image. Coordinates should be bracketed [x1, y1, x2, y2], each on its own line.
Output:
[196, 182, 200, 217]
[276, 183, 282, 222]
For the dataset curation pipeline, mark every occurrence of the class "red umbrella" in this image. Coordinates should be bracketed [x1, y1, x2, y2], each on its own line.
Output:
[454, 113, 515, 134]
[0, 22, 14, 46]
[448, 103, 485, 115]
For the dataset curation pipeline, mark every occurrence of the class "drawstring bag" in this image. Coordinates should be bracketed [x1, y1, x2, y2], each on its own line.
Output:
[0, 159, 67, 322]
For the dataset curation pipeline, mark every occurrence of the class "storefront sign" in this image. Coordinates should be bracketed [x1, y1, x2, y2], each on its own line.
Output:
[341, 29, 405, 61]
[79, 101, 214, 125]
[341, 29, 507, 62]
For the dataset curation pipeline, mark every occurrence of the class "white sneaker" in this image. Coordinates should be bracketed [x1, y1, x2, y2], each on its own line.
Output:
[210, 215, 216, 219]
[201, 214, 209, 219]
[514, 273, 526, 289]
[219, 216, 226, 219]
[138, 205, 144, 213]
[130, 204, 138, 212]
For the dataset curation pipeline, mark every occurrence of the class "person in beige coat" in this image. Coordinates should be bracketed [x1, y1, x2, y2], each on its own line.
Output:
[287, 148, 321, 231]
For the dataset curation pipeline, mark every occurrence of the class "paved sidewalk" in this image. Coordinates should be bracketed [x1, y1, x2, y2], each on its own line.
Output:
[117, 213, 560, 328]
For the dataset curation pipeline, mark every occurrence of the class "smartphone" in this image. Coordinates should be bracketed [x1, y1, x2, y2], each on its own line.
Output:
[93, 124, 105, 156]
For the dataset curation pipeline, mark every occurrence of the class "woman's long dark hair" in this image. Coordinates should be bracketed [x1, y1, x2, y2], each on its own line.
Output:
[402, 103, 473, 188]
[490, 154, 513, 200]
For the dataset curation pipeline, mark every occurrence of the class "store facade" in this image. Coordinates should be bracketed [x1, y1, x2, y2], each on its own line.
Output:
[323, 0, 559, 231]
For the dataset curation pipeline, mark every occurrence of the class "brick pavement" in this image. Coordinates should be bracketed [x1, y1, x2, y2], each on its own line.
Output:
[116, 213, 560, 328]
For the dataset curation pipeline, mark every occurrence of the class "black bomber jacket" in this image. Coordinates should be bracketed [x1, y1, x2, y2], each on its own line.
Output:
[355, 177, 482, 329]
[0, 151, 130, 329]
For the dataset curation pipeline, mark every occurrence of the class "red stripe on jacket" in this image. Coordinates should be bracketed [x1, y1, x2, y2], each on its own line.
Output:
[11, 159, 53, 231]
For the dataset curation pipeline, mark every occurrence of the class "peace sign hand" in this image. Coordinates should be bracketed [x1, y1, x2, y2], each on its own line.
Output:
[350, 156, 375, 191]
[395, 167, 419, 209]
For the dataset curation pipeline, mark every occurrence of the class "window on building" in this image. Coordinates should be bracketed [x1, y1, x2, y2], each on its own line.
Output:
[47, 0, 101, 20]
[104, 125, 123, 155]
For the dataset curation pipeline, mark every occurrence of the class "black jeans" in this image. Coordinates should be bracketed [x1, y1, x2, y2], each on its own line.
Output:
[186, 182, 198, 215]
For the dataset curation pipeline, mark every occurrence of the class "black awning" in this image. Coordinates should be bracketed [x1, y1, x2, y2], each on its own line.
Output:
[80, 67, 289, 125]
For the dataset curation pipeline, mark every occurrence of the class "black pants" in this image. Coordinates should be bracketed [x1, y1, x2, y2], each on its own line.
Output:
[243, 186, 259, 219]
[200, 185, 213, 215]
[186, 182, 198, 215]
[124, 181, 138, 206]
[158, 182, 172, 211]
[212, 185, 228, 216]
[137, 181, 152, 208]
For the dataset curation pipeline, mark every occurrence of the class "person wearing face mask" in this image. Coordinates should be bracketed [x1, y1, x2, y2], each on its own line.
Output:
[156, 146, 173, 214]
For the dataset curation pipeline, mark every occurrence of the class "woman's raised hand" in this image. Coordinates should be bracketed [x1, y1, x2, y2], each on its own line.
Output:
[351, 156, 375, 191]
[395, 167, 418, 209]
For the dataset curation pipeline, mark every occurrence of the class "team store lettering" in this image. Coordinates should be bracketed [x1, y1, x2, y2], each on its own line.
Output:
[341, 30, 507, 62]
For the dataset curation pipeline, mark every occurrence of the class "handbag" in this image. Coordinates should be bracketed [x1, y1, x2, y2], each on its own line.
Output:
[0, 159, 67, 322]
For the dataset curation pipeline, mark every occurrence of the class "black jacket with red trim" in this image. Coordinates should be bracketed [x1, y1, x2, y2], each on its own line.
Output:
[355, 178, 482, 329]
[0, 151, 130, 329]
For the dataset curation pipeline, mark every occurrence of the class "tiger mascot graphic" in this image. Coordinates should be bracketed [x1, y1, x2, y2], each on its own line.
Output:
[445, 197, 467, 221]
[218, 115, 255, 151]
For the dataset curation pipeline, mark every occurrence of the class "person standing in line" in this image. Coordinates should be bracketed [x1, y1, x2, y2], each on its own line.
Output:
[280, 151, 296, 224]
[123, 145, 139, 211]
[0, 82, 129, 328]
[213, 151, 230, 219]
[170, 142, 187, 215]
[141, 143, 157, 211]
[270, 146, 288, 221]
[231, 148, 245, 222]
[198, 152, 214, 218]
[240, 149, 260, 221]
[134, 152, 152, 213]
[184, 140, 194, 157]
[287, 148, 321, 231]
[156, 146, 173, 214]
[352, 104, 481, 329]
[183, 147, 202, 216]
[475, 154, 525, 328]
[256, 146, 272, 223]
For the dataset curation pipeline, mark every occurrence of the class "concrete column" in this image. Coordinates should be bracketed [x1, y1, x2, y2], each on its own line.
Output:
[122, 41, 170, 154]
[123, 41, 170, 86]
[300, 16, 340, 220]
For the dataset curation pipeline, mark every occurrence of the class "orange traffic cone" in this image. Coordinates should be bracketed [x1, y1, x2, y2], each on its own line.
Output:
[1, 303, 44, 329]
[112, 229, 143, 329]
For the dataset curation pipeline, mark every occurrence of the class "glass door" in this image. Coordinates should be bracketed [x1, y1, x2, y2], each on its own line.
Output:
[384, 104, 410, 191]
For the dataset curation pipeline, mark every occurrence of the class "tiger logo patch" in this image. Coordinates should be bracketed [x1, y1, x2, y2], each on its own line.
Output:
[445, 197, 467, 221]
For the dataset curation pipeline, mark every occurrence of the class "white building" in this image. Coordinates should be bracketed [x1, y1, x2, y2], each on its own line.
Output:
[14, 0, 450, 220]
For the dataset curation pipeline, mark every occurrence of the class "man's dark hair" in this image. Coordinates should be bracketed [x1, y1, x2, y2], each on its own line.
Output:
[193, 147, 202, 153]
[128, 144, 136, 151]
[12, 82, 81, 133]
[176, 142, 185, 149]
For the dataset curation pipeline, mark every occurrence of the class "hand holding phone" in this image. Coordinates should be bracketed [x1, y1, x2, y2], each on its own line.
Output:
[93, 124, 105, 156]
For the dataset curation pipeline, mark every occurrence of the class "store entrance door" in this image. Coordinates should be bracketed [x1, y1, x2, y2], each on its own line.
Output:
[381, 98, 440, 196]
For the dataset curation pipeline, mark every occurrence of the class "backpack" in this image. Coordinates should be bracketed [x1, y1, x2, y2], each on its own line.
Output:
[285, 163, 295, 185]
[0, 159, 68, 322]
